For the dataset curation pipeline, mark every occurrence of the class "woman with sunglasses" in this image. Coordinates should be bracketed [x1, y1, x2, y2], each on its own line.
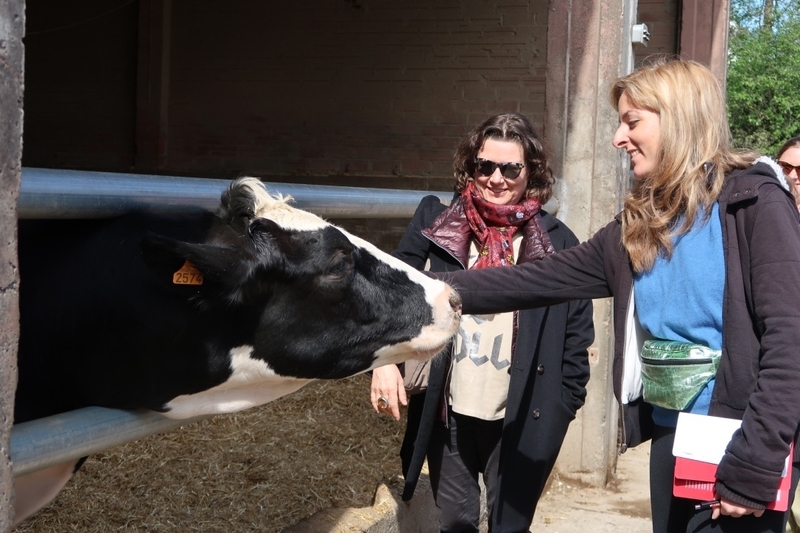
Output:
[777, 137, 800, 211]
[370, 112, 594, 532]
[778, 135, 800, 533]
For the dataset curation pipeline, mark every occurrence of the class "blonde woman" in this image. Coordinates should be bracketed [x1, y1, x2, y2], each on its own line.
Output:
[435, 59, 800, 533]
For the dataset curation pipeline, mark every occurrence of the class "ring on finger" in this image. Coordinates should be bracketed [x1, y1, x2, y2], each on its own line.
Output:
[377, 396, 390, 410]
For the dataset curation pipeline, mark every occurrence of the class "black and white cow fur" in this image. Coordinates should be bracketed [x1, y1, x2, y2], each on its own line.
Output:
[13, 177, 461, 524]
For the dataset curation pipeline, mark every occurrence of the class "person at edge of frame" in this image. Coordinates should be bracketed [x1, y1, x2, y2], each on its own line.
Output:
[777, 135, 800, 533]
[776, 137, 800, 212]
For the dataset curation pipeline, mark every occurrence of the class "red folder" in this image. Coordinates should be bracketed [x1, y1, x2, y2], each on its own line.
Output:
[673, 444, 793, 512]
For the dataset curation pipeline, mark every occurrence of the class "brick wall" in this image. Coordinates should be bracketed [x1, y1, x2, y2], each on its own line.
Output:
[20, 0, 687, 184]
[166, 0, 551, 187]
[21, 0, 683, 185]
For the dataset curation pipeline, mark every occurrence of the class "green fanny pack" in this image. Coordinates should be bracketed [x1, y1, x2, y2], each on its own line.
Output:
[640, 339, 721, 411]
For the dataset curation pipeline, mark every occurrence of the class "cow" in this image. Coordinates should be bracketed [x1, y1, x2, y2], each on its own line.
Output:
[12, 177, 461, 525]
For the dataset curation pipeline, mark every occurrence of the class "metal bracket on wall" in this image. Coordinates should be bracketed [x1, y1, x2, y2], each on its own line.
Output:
[632, 23, 651, 46]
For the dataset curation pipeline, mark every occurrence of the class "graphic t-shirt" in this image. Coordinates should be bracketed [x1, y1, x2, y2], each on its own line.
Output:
[449, 236, 520, 420]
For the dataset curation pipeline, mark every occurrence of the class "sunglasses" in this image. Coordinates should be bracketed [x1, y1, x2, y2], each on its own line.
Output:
[778, 160, 800, 176]
[474, 158, 526, 180]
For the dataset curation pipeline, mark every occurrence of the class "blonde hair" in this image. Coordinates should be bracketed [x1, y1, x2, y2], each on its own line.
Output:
[611, 58, 758, 272]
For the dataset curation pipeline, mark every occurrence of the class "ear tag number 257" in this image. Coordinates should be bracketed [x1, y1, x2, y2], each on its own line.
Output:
[173, 260, 204, 285]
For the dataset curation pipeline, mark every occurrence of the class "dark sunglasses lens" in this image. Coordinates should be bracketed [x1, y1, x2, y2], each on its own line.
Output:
[476, 160, 496, 176]
[501, 164, 523, 180]
[779, 162, 795, 175]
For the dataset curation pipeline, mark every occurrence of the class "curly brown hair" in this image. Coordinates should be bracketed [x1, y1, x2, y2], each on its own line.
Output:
[452, 113, 555, 205]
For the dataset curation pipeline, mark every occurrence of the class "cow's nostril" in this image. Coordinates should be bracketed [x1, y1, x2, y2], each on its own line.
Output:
[449, 291, 462, 314]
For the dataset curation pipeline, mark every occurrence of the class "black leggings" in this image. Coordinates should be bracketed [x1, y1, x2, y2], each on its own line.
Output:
[650, 424, 799, 533]
[427, 411, 504, 533]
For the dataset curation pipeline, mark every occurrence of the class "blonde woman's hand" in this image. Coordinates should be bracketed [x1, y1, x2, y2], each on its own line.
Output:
[370, 364, 407, 421]
[711, 497, 765, 520]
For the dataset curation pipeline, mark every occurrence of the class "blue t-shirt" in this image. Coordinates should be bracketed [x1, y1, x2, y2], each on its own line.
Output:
[633, 203, 724, 426]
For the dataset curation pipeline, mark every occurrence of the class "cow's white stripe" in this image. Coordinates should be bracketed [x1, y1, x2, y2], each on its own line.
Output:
[162, 346, 312, 419]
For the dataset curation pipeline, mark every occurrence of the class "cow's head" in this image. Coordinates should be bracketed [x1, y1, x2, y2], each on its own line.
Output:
[143, 178, 461, 383]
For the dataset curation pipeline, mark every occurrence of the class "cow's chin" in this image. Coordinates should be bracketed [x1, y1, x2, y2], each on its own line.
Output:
[371, 337, 453, 369]
[406, 344, 450, 362]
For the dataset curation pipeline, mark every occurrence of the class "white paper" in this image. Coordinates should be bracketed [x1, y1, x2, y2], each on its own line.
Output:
[672, 412, 742, 465]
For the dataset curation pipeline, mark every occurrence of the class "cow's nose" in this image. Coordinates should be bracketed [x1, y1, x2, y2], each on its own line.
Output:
[449, 291, 462, 315]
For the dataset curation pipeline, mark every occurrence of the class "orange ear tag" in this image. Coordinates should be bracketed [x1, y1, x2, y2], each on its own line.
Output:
[173, 260, 204, 285]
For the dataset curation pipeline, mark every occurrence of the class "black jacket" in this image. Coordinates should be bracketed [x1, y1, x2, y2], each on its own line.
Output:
[443, 163, 800, 509]
[394, 195, 594, 531]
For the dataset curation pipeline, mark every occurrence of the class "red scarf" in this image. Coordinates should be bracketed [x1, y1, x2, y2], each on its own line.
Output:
[461, 181, 545, 269]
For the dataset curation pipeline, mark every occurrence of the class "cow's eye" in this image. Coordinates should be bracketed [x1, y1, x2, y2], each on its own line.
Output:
[248, 218, 276, 237]
[325, 251, 354, 281]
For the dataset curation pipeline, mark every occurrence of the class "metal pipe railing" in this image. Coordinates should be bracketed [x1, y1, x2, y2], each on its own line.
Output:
[19, 168, 453, 219]
[11, 408, 206, 476]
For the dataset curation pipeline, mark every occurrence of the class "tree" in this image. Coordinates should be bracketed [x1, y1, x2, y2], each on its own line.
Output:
[727, 0, 800, 154]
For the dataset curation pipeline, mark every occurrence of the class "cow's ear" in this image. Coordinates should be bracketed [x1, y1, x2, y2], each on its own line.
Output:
[141, 233, 248, 287]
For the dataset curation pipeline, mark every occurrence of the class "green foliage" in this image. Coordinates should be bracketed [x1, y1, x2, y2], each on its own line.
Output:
[727, 0, 800, 154]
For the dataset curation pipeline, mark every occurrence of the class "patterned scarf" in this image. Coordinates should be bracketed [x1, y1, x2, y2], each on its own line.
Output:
[461, 181, 549, 269]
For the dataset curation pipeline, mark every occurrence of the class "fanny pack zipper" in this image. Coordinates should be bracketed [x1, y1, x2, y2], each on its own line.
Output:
[640, 357, 714, 365]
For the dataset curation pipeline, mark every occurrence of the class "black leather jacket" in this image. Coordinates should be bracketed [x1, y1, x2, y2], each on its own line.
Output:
[394, 195, 594, 531]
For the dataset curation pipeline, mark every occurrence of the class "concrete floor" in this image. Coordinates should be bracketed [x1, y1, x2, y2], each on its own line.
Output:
[530, 441, 652, 532]
[285, 440, 653, 533]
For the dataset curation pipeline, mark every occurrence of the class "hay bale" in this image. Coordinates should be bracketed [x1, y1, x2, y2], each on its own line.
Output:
[15, 375, 407, 532]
